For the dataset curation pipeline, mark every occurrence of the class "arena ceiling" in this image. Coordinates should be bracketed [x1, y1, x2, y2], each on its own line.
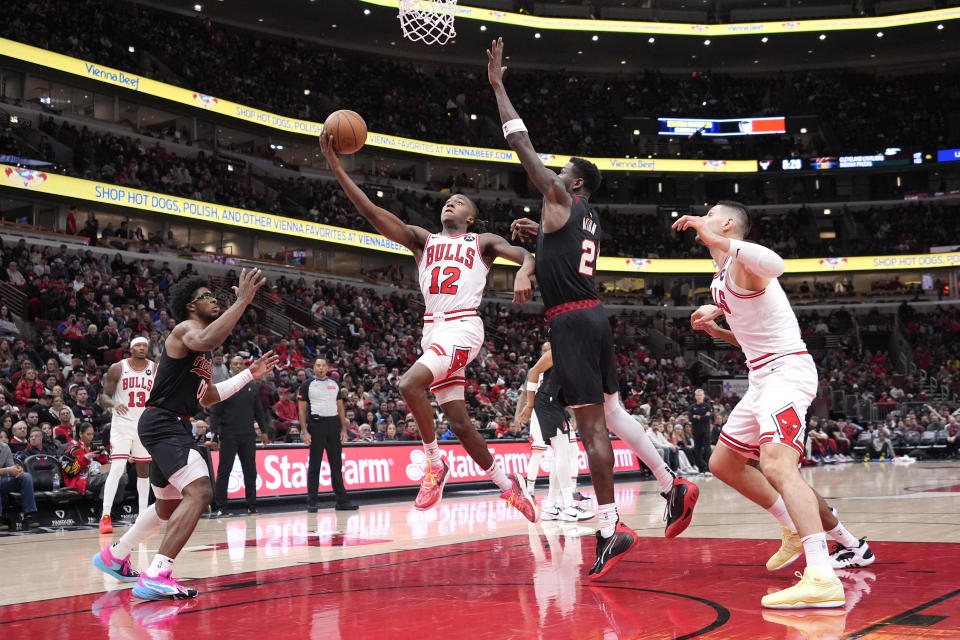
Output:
[138, 0, 958, 72]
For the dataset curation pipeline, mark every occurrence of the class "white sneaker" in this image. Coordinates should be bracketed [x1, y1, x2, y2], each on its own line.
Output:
[574, 505, 595, 521]
[830, 538, 875, 569]
[541, 505, 562, 521]
[558, 507, 580, 522]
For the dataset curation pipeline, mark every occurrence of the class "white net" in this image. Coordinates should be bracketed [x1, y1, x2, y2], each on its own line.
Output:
[398, 0, 458, 46]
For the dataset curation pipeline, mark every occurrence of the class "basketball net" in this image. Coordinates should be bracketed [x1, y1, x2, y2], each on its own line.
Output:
[398, 0, 457, 46]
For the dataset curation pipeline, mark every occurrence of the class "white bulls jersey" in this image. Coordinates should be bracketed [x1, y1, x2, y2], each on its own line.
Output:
[111, 358, 156, 428]
[710, 254, 808, 369]
[417, 232, 490, 315]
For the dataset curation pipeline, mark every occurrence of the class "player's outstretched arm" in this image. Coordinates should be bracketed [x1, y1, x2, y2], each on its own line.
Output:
[487, 39, 571, 216]
[180, 268, 267, 355]
[480, 233, 535, 304]
[320, 132, 429, 255]
[201, 351, 280, 406]
[672, 214, 784, 285]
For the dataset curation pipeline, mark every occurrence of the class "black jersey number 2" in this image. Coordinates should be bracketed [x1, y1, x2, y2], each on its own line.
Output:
[578, 239, 597, 276]
[429, 266, 461, 295]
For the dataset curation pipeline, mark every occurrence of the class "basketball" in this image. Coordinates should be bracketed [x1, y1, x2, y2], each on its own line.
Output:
[323, 110, 367, 154]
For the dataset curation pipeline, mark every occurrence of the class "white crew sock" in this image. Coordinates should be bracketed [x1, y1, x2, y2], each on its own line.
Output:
[526, 448, 544, 492]
[485, 461, 513, 492]
[137, 477, 151, 516]
[111, 503, 165, 559]
[603, 394, 675, 494]
[145, 553, 175, 578]
[423, 440, 442, 468]
[827, 521, 860, 548]
[598, 503, 618, 538]
[101, 460, 128, 518]
[766, 495, 797, 531]
[801, 532, 835, 576]
[546, 434, 568, 508]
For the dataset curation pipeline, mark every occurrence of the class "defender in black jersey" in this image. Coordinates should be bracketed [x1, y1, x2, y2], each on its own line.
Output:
[489, 37, 699, 578]
[93, 269, 278, 601]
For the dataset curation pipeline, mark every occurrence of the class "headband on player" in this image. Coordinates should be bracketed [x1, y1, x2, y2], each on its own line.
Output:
[130, 337, 149, 348]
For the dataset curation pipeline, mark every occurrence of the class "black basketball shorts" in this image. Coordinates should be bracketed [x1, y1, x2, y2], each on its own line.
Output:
[138, 407, 198, 488]
[548, 303, 619, 406]
[534, 390, 570, 436]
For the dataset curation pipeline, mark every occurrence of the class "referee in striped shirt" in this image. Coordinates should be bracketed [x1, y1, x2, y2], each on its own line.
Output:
[299, 358, 357, 512]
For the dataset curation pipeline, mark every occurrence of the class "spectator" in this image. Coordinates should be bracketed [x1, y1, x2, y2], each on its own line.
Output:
[24, 426, 58, 456]
[15, 367, 45, 408]
[0, 440, 39, 530]
[62, 422, 125, 507]
[868, 430, 897, 460]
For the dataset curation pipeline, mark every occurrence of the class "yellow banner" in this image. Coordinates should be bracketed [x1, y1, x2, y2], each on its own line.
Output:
[4, 165, 959, 273]
[0, 38, 754, 173]
[361, 0, 960, 35]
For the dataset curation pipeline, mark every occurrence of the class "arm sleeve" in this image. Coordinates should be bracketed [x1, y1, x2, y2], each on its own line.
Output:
[727, 239, 785, 279]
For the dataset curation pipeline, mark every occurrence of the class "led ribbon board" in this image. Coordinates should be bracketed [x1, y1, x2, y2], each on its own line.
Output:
[4, 164, 959, 274]
[358, 0, 960, 36]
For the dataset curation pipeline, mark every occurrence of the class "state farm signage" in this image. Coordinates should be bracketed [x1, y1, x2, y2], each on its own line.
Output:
[211, 441, 641, 499]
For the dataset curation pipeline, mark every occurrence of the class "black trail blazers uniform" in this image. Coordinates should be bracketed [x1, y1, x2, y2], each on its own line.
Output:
[534, 368, 570, 436]
[139, 348, 212, 490]
[536, 195, 618, 406]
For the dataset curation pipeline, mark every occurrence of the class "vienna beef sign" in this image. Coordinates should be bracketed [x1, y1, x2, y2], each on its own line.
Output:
[211, 441, 642, 499]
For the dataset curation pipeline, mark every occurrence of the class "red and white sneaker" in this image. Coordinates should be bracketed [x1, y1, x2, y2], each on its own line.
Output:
[662, 476, 699, 538]
[414, 457, 450, 510]
[501, 473, 540, 523]
[99, 515, 113, 534]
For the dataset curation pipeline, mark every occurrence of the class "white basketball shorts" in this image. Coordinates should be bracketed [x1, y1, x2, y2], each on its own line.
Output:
[110, 418, 151, 463]
[418, 316, 484, 404]
[718, 353, 817, 460]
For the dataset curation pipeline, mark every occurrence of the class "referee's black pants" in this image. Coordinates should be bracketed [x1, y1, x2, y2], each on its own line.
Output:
[307, 416, 347, 503]
[215, 434, 258, 510]
[693, 427, 712, 472]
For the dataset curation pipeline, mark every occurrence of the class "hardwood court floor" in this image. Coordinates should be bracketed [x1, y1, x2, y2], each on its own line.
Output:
[1, 461, 959, 639]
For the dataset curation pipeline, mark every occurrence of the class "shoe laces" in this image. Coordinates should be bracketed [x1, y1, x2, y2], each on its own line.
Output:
[420, 465, 441, 489]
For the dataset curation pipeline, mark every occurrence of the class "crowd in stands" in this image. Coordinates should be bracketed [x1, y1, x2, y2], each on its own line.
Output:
[1, 0, 957, 162]
[0, 235, 956, 519]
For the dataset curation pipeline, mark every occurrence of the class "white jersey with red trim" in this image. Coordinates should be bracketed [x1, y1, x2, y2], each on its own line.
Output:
[709, 254, 807, 368]
[110, 358, 156, 429]
[417, 232, 490, 315]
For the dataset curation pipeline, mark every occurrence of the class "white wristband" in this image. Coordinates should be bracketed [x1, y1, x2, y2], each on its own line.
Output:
[526, 381, 539, 392]
[214, 368, 254, 401]
[503, 118, 528, 138]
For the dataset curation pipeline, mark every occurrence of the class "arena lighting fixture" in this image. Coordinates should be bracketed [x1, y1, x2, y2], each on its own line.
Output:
[633, 128, 640, 135]
[824, 208, 831, 215]
[937, 23, 944, 29]
[800, 127, 808, 133]
[470, 113, 477, 120]
[523, 206, 531, 212]
[620, 59, 627, 64]
[704, 39, 711, 45]
[193, 3, 202, 11]
[671, 211, 679, 217]
[592, 34, 599, 41]
[303, 89, 310, 95]
[364, 7, 371, 14]
[761, 36, 769, 42]
[480, 25, 486, 31]
[876, 31, 884, 37]
[534, 32, 541, 38]
[648, 37, 655, 43]
[376, 190, 384, 197]
[819, 33, 826, 40]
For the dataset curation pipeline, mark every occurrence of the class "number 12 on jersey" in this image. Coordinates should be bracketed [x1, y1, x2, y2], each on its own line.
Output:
[429, 265, 461, 295]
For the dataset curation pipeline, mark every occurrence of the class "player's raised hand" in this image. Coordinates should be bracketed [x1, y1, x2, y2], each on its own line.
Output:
[249, 351, 280, 379]
[672, 214, 724, 248]
[319, 131, 341, 169]
[513, 269, 532, 305]
[690, 304, 723, 331]
[510, 217, 539, 241]
[233, 267, 267, 304]
[487, 37, 508, 87]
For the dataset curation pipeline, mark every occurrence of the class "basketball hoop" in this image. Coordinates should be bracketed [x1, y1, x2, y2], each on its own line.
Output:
[398, 0, 458, 46]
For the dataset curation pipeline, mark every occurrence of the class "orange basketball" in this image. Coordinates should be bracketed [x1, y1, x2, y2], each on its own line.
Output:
[323, 110, 367, 154]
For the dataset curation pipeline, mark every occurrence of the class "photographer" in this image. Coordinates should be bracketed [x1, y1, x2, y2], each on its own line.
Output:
[62, 422, 126, 508]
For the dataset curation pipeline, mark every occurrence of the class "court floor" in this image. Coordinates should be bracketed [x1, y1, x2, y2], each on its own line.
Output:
[2, 461, 959, 639]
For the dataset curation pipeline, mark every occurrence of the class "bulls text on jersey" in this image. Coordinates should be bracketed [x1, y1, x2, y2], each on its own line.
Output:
[423, 239, 476, 269]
